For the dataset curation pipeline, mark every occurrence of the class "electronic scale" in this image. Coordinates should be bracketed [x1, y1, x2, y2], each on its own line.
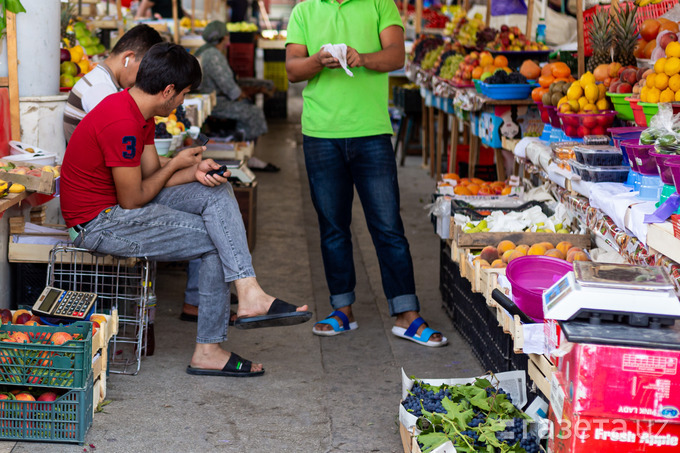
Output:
[542, 261, 680, 328]
[32, 286, 97, 320]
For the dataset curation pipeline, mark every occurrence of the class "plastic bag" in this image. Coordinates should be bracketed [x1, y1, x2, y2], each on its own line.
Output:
[650, 30, 680, 62]
[644, 103, 680, 154]
[491, 0, 527, 16]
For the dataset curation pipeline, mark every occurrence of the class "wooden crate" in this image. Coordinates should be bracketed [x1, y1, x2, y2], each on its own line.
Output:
[0, 159, 57, 194]
[451, 223, 591, 249]
[527, 354, 556, 399]
[233, 182, 257, 252]
[399, 422, 422, 453]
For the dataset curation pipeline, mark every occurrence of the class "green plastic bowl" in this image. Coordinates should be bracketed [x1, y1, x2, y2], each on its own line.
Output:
[606, 92, 634, 122]
[639, 102, 659, 125]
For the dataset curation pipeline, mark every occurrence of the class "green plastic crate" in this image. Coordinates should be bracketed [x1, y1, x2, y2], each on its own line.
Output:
[0, 373, 93, 444]
[0, 322, 92, 389]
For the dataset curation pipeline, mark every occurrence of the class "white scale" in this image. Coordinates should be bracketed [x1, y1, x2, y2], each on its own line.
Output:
[542, 261, 680, 328]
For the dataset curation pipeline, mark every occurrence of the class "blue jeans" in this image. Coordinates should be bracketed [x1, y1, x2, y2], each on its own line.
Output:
[303, 134, 419, 316]
[73, 182, 255, 343]
[184, 259, 200, 307]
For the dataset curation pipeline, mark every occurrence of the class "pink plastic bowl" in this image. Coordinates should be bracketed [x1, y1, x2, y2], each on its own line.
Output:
[506, 255, 573, 322]
[667, 160, 680, 194]
[621, 139, 658, 176]
[650, 151, 680, 185]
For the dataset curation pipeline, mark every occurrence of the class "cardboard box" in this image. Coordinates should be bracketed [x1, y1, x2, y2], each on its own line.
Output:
[557, 342, 680, 422]
[0, 159, 57, 194]
[549, 371, 680, 452]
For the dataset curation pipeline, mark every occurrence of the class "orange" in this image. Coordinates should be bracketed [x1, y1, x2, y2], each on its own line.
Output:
[538, 74, 555, 88]
[552, 62, 571, 78]
[69, 45, 84, 63]
[493, 55, 508, 68]
[640, 19, 660, 42]
[466, 183, 480, 195]
[541, 63, 554, 77]
[660, 21, 679, 34]
[472, 66, 484, 79]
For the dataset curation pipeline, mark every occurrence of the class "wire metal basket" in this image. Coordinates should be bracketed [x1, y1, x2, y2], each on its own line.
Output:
[46, 246, 156, 375]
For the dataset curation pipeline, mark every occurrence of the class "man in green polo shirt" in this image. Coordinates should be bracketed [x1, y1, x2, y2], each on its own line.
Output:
[285, 0, 447, 347]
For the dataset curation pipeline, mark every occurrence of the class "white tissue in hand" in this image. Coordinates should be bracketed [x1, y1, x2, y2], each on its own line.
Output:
[321, 43, 354, 77]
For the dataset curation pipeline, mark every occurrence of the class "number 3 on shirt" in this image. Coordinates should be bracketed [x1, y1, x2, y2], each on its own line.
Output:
[122, 136, 136, 159]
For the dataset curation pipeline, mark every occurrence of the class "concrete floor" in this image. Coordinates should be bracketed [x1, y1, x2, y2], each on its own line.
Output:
[3, 88, 481, 452]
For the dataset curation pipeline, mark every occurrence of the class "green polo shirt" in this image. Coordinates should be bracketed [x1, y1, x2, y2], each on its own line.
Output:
[286, 0, 403, 138]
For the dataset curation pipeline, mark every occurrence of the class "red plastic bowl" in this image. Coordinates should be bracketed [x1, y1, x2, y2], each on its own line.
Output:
[649, 151, 680, 185]
[627, 97, 647, 127]
[544, 105, 561, 129]
[621, 139, 658, 176]
[557, 111, 617, 138]
[505, 255, 573, 322]
[536, 102, 550, 124]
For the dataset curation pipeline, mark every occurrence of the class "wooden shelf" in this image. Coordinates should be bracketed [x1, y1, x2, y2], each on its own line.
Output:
[0, 192, 28, 214]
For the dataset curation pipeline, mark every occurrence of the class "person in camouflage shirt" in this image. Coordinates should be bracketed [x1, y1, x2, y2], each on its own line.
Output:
[196, 21, 270, 140]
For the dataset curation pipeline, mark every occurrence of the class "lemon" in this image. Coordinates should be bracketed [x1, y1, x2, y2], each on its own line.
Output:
[667, 42, 680, 58]
[582, 103, 598, 113]
[647, 73, 656, 88]
[579, 71, 596, 89]
[640, 86, 649, 103]
[557, 96, 568, 107]
[665, 57, 680, 77]
[558, 102, 572, 114]
[670, 74, 680, 93]
[69, 45, 84, 64]
[676, 90, 680, 102]
[655, 72, 669, 90]
[567, 83, 583, 101]
[661, 88, 675, 103]
[578, 96, 589, 110]
[647, 87, 661, 103]
[655, 57, 667, 74]
[596, 98, 609, 111]
[568, 99, 579, 112]
[584, 83, 599, 103]
[597, 83, 606, 100]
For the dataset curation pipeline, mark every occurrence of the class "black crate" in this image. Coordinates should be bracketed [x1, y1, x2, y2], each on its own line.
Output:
[229, 31, 256, 43]
[264, 91, 287, 119]
[263, 49, 286, 62]
[11, 262, 48, 310]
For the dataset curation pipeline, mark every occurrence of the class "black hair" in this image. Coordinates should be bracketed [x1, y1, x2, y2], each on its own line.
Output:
[134, 42, 202, 95]
[110, 24, 163, 58]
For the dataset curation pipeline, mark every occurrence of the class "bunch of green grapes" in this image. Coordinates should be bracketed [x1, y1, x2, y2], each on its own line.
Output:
[421, 45, 445, 70]
[456, 13, 485, 47]
[439, 54, 464, 79]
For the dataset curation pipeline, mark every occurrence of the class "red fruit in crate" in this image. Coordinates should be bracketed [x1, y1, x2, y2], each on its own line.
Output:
[582, 116, 598, 129]
[577, 126, 590, 138]
[50, 331, 73, 345]
[14, 313, 31, 325]
[591, 126, 606, 135]
[565, 125, 578, 138]
[37, 392, 57, 402]
[540, 110, 550, 123]
[598, 115, 612, 127]
[0, 309, 11, 324]
[14, 393, 35, 401]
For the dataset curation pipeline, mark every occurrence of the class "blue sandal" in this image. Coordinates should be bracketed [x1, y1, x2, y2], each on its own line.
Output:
[312, 310, 358, 337]
[392, 317, 448, 347]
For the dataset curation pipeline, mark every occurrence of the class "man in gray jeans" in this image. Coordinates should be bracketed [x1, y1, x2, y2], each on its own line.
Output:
[60, 42, 311, 377]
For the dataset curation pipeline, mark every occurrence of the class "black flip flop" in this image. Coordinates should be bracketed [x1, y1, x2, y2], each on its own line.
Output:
[233, 298, 312, 329]
[180, 310, 238, 325]
[186, 352, 264, 377]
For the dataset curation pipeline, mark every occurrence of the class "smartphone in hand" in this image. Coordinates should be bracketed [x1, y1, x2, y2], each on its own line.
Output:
[193, 133, 209, 147]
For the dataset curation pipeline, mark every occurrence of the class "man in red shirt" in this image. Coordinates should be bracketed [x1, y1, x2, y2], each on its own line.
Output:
[61, 43, 311, 377]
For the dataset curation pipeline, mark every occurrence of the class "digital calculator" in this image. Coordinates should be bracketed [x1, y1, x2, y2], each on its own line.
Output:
[32, 286, 98, 320]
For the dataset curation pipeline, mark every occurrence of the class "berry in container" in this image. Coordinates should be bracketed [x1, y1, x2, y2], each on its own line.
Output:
[581, 165, 630, 183]
[573, 145, 623, 166]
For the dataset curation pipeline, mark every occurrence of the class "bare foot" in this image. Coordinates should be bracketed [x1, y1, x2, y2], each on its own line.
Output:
[313, 306, 355, 332]
[234, 277, 308, 318]
[191, 343, 263, 373]
[394, 311, 444, 343]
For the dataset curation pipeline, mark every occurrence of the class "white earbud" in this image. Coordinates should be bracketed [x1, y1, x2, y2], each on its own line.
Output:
[124, 57, 129, 68]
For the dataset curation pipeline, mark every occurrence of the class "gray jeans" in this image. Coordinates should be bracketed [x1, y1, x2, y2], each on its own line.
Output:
[73, 182, 255, 343]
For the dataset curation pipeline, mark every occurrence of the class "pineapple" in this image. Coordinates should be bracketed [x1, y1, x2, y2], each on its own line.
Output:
[612, 2, 639, 67]
[61, 2, 76, 48]
[586, 8, 612, 72]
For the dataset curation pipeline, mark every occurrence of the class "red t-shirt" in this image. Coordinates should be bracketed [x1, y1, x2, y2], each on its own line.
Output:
[60, 89, 155, 228]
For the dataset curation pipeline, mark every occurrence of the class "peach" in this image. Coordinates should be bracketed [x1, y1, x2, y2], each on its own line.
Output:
[501, 249, 515, 263]
[527, 244, 547, 256]
[473, 258, 491, 268]
[545, 248, 566, 260]
[507, 250, 527, 263]
[479, 246, 499, 263]
[567, 250, 590, 263]
[515, 244, 530, 254]
[538, 241, 554, 250]
[497, 240, 516, 256]
[491, 259, 506, 268]
[556, 241, 573, 256]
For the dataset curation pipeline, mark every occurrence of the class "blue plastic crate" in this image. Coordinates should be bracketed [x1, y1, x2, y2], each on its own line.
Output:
[480, 82, 532, 101]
